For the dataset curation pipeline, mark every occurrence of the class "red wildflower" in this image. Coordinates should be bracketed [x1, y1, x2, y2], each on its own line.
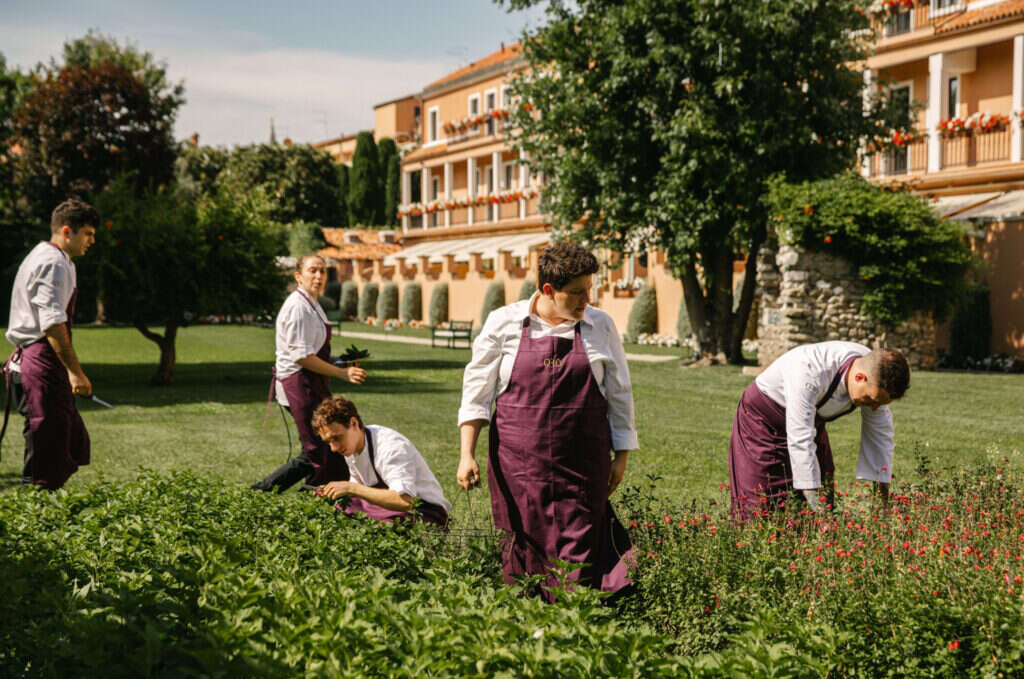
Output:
[948, 640, 959, 650]
[824, 235, 832, 244]
[105, 220, 113, 228]
[803, 204, 814, 215]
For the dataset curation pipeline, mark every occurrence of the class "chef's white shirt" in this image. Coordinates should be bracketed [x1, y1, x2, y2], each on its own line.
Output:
[754, 341, 895, 490]
[274, 288, 329, 406]
[457, 292, 639, 452]
[6, 242, 77, 372]
[346, 425, 452, 514]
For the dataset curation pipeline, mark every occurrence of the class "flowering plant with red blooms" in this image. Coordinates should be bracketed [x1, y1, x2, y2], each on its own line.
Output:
[614, 451, 1024, 676]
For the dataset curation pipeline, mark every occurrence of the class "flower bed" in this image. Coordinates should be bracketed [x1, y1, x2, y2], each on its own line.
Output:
[938, 112, 1011, 137]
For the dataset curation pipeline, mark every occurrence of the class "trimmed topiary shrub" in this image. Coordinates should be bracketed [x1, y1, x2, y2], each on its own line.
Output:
[518, 279, 537, 301]
[401, 282, 422, 323]
[357, 282, 378, 322]
[318, 294, 338, 311]
[481, 282, 507, 326]
[377, 282, 399, 321]
[324, 280, 341, 305]
[626, 285, 658, 342]
[340, 281, 358, 319]
[429, 283, 449, 327]
[949, 284, 991, 364]
[677, 295, 691, 339]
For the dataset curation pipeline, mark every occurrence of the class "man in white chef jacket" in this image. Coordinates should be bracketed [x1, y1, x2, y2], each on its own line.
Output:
[728, 341, 910, 519]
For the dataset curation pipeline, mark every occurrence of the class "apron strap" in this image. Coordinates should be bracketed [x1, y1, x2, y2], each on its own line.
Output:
[364, 428, 387, 489]
[816, 354, 860, 420]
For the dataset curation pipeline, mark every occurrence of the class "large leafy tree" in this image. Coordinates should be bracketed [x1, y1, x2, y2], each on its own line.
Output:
[0, 53, 35, 320]
[348, 131, 380, 226]
[216, 143, 343, 226]
[503, 0, 910, 362]
[93, 177, 285, 385]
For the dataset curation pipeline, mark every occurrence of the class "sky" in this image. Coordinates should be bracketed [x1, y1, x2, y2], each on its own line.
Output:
[0, 0, 548, 147]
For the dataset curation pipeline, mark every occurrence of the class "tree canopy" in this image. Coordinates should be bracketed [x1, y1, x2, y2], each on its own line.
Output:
[503, 0, 911, 362]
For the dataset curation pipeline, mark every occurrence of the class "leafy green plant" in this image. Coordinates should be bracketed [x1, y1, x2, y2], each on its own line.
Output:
[429, 283, 449, 327]
[626, 286, 657, 342]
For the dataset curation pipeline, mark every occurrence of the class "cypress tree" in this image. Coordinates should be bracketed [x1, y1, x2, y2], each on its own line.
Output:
[481, 282, 506, 326]
[377, 137, 398, 225]
[428, 283, 449, 327]
[348, 131, 380, 226]
[384, 154, 401, 227]
[377, 281, 399, 320]
[400, 282, 422, 323]
[357, 281, 379, 321]
[340, 281, 358, 319]
[336, 164, 349, 228]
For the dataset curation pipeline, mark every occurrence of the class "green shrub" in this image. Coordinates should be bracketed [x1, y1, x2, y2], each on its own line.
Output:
[400, 282, 422, 323]
[377, 282, 399, 321]
[340, 281, 358, 319]
[677, 295, 692, 338]
[287, 221, 325, 257]
[519, 279, 537, 300]
[626, 285, 657, 342]
[324, 280, 341, 305]
[766, 173, 973, 326]
[429, 283, 449, 327]
[481, 282, 506, 326]
[949, 284, 991, 364]
[357, 282, 378, 321]
[317, 294, 338, 311]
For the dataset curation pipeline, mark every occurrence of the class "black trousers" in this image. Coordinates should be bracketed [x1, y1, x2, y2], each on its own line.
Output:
[250, 454, 316, 492]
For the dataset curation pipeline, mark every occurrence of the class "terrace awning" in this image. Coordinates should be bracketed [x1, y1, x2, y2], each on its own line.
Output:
[930, 192, 1001, 219]
[382, 231, 550, 266]
[954, 190, 1024, 221]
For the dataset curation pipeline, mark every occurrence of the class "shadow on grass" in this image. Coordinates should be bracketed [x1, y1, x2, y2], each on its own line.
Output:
[79, 362, 458, 408]
[0, 470, 23, 491]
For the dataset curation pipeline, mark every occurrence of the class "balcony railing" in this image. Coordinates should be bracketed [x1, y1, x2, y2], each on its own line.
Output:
[876, 3, 943, 37]
[941, 127, 1011, 169]
[400, 189, 543, 230]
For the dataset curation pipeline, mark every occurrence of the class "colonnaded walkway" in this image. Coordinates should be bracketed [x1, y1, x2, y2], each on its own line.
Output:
[335, 330, 678, 363]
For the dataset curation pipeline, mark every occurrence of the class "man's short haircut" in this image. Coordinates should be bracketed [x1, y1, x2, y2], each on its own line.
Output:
[51, 199, 99, 234]
[312, 395, 364, 432]
[295, 253, 326, 273]
[864, 348, 910, 400]
[537, 241, 599, 290]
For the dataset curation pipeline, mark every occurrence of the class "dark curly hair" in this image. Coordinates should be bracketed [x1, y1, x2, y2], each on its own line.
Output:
[51, 199, 99, 234]
[312, 395, 364, 432]
[865, 348, 910, 400]
[537, 241, 598, 290]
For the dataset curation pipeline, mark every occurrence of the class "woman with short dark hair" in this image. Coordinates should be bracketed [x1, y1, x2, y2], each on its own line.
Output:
[457, 241, 637, 600]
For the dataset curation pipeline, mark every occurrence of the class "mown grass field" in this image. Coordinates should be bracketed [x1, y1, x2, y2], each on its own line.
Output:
[1, 324, 1021, 508]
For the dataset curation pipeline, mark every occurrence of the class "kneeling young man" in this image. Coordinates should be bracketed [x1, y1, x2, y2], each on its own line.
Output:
[729, 341, 910, 519]
[313, 396, 451, 527]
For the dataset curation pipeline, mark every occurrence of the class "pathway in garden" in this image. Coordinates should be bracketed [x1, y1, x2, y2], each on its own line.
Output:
[335, 330, 679, 363]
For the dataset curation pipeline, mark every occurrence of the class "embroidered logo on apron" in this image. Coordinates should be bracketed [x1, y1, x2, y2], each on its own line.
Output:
[543, 357, 564, 368]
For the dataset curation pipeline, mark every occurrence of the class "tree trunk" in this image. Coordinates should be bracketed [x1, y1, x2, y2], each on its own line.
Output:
[727, 226, 766, 364]
[134, 320, 178, 386]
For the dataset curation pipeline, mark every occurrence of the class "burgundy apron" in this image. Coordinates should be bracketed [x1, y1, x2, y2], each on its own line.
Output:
[342, 428, 450, 528]
[8, 247, 90, 490]
[270, 291, 349, 485]
[729, 354, 859, 519]
[488, 317, 632, 600]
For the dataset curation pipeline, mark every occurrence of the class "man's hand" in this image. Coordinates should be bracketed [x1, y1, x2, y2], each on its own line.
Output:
[343, 366, 367, 384]
[317, 481, 354, 500]
[608, 451, 628, 496]
[802, 488, 825, 513]
[69, 371, 92, 397]
[457, 456, 481, 490]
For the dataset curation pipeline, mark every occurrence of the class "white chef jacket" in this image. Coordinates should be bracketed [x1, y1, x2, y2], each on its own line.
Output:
[457, 292, 639, 452]
[346, 425, 452, 514]
[755, 341, 895, 490]
[6, 242, 77, 372]
[274, 288, 329, 406]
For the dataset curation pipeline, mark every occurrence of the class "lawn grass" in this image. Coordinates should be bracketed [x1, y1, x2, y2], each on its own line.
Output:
[1, 325, 1022, 520]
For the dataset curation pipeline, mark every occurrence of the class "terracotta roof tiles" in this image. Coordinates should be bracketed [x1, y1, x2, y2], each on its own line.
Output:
[935, 0, 1024, 33]
[319, 228, 403, 261]
[424, 43, 523, 91]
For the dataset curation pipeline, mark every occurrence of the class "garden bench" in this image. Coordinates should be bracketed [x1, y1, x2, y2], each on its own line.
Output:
[431, 320, 473, 349]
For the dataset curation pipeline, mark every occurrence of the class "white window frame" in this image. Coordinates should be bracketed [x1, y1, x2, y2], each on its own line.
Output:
[884, 80, 914, 176]
[882, 8, 912, 37]
[474, 167, 482, 192]
[468, 94, 481, 116]
[431, 176, 440, 201]
[947, 75, 960, 121]
[500, 84, 513, 109]
[427, 106, 440, 144]
[502, 161, 516, 190]
[484, 88, 498, 136]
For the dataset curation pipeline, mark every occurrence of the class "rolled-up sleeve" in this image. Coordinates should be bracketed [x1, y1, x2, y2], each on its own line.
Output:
[784, 368, 824, 490]
[279, 311, 318, 364]
[29, 262, 68, 332]
[856, 406, 894, 483]
[457, 312, 503, 426]
[601, 320, 638, 451]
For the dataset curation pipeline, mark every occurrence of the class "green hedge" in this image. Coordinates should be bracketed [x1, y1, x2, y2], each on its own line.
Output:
[949, 284, 992, 363]
[429, 283, 449, 327]
[626, 286, 657, 342]
[400, 282, 422, 323]
[340, 281, 358, 319]
[519, 279, 537, 301]
[481, 282, 506, 326]
[357, 282, 378, 321]
[377, 282, 399, 321]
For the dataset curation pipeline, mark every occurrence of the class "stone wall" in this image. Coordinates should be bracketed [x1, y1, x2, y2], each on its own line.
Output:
[756, 239, 936, 369]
